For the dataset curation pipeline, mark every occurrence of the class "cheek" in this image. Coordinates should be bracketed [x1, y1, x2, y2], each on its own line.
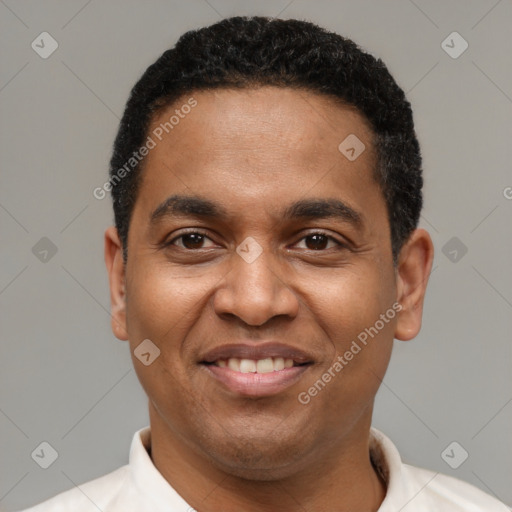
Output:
[305, 262, 395, 336]
[124, 263, 224, 395]
[333, 268, 396, 376]
[298, 263, 396, 399]
[125, 263, 212, 340]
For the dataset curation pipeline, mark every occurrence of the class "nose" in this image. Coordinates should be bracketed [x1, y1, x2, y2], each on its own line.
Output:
[213, 245, 299, 327]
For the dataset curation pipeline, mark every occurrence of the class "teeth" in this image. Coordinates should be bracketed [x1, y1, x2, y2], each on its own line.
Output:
[240, 359, 256, 373]
[217, 357, 295, 373]
[256, 358, 274, 373]
[227, 358, 240, 372]
[274, 357, 284, 371]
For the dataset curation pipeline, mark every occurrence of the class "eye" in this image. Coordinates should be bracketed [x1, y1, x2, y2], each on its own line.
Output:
[294, 232, 344, 251]
[165, 230, 345, 251]
[167, 231, 217, 250]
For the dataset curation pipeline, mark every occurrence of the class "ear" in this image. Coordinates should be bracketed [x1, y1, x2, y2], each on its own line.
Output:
[104, 226, 128, 341]
[394, 228, 434, 341]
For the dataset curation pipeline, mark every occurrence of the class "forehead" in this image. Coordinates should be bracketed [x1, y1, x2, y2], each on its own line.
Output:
[133, 87, 385, 231]
[148, 87, 375, 162]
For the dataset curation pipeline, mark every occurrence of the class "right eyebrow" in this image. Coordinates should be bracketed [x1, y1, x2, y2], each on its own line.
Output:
[149, 195, 229, 225]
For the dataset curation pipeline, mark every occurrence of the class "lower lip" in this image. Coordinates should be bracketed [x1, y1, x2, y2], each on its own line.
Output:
[203, 364, 310, 397]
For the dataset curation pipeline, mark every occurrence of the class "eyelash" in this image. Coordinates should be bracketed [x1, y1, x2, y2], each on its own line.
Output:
[165, 229, 346, 251]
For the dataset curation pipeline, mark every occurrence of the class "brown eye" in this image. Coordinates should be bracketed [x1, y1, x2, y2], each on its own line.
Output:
[305, 234, 329, 250]
[180, 233, 205, 249]
[296, 233, 341, 251]
[168, 231, 216, 250]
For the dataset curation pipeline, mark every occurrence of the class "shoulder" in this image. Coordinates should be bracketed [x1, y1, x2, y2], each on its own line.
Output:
[16, 465, 129, 512]
[369, 428, 509, 512]
[401, 463, 510, 511]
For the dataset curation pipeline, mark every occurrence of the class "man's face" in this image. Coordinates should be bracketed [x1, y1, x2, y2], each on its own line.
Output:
[111, 87, 404, 478]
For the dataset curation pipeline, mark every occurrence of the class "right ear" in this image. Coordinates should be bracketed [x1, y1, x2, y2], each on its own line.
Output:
[104, 226, 128, 341]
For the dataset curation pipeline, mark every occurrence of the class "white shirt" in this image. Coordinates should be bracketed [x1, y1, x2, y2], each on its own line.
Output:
[19, 427, 509, 511]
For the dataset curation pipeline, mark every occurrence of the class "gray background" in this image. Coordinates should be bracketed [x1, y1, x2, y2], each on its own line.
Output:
[1, 0, 511, 510]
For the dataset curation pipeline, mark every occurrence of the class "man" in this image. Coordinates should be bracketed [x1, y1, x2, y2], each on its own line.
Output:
[20, 16, 509, 512]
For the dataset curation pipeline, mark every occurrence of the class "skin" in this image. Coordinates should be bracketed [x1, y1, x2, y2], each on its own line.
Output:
[105, 87, 434, 512]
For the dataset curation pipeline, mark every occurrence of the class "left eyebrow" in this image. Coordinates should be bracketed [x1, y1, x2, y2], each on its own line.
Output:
[282, 198, 363, 227]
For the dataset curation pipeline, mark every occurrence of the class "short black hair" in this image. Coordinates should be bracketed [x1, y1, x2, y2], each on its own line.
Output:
[109, 16, 422, 264]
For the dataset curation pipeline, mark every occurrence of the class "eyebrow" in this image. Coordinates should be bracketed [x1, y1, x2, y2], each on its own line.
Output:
[150, 195, 228, 224]
[149, 194, 362, 227]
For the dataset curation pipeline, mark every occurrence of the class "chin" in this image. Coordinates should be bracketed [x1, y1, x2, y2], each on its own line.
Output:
[195, 425, 313, 481]
[209, 447, 305, 481]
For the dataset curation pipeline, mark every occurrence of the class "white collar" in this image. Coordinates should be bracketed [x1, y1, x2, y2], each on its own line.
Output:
[121, 425, 410, 510]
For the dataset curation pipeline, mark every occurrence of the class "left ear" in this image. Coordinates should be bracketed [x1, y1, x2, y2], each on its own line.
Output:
[394, 228, 434, 341]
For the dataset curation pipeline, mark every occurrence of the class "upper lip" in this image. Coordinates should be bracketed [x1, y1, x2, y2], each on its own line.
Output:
[200, 342, 313, 365]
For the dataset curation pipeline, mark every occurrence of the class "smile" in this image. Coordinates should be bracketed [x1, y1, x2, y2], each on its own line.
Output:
[214, 357, 295, 373]
[200, 343, 313, 397]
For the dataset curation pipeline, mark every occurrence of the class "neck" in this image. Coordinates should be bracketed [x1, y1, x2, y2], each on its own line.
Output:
[148, 405, 387, 512]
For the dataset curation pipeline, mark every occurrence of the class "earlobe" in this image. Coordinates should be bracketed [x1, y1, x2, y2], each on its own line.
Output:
[104, 226, 129, 341]
[394, 229, 434, 341]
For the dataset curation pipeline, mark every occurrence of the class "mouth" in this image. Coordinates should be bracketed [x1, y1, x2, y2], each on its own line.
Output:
[206, 356, 299, 373]
[200, 343, 313, 397]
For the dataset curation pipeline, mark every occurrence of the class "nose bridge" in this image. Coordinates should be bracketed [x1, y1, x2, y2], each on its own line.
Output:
[213, 237, 298, 326]
[236, 240, 278, 297]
